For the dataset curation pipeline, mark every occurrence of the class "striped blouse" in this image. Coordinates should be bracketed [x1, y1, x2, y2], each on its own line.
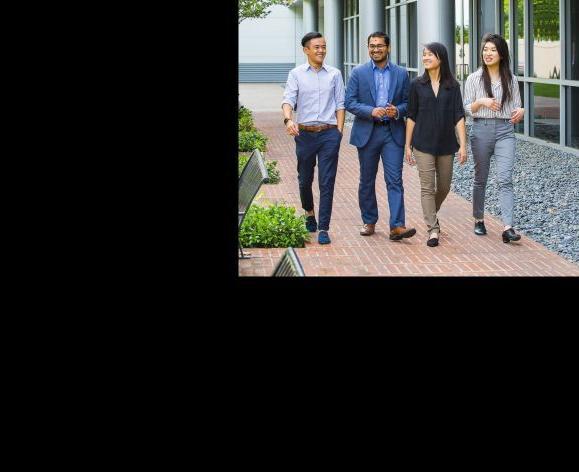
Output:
[463, 68, 522, 119]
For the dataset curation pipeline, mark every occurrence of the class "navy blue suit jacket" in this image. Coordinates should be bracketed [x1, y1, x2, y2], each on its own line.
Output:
[345, 61, 409, 148]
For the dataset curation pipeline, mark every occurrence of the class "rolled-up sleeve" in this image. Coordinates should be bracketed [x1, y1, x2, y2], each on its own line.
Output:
[282, 70, 298, 109]
[407, 81, 418, 121]
[334, 71, 345, 111]
[454, 85, 466, 124]
[463, 75, 476, 116]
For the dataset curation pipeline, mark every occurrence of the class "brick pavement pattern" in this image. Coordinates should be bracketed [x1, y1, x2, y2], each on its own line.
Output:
[239, 112, 579, 276]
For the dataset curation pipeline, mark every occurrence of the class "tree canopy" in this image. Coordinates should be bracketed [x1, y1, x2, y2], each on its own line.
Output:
[239, 0, 295, 24]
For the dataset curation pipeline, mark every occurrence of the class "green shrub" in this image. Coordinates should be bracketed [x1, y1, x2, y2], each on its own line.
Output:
[238, 154, 250, 175]
[238, 107, 255, 132]
[239, 114, 255, 132]
[239, 130, 268, 152]
[239, 106, 253, 122]
[264, 159, 280, 184]
[238, 154, 281, 184]
[239, 203, 309, 248]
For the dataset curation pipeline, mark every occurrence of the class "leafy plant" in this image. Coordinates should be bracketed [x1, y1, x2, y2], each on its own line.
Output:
[239, 130, 268, 152]
[239, 0, 295, 24]
[263, 159, 280, 183]
[239, 203, 309, 248]
[239, 106, 253, 121]
[238, 106, 255, 132]
[238, 154, 280, 183]
[239, 114, 255, 132]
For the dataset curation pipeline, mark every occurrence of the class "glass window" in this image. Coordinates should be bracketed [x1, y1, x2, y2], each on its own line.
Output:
[343, 0, 360, 84]
[515, 0, 525, 76]
[532, 83, 560, 143]
[318, 1, 324, 36]
[354, 16, 359, 63]
[463, 0, 470, 78]
[408, 2, 417, 69]
[456, 0, 466, 84]
[515, 81, 525, 134]
[502, 0, 511, 48]
[479, 0, 496, 40]
[346, 23, 351, 63]
[569, 87, 579, 148]
[348, 21, 356, 62]
[397, 5, 408, 67]
[567, 0, 579, 80]
[532, 0, 560, 79]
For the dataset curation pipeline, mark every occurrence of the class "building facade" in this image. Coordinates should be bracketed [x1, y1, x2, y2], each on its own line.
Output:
[239, 0, 578, 152]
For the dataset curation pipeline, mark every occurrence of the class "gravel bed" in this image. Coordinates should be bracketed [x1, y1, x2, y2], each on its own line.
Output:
[452, 130, 578, 264]
[345, 119, 578, 264]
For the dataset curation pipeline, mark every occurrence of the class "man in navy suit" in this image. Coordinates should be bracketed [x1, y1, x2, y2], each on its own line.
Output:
[345, 32, 416, 241]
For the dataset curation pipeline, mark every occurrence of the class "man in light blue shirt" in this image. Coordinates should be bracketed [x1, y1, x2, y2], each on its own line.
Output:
[282, 32, 345, 245]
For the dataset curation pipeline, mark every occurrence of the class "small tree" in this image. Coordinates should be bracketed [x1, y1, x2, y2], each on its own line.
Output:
[239, 0, 294, 24]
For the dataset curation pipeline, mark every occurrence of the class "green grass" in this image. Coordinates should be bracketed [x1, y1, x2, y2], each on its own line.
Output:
[534, 83, 560, 98]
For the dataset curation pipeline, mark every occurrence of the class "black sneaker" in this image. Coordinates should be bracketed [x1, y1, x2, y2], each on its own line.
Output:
[305, 215, 318, 232]
[502, 227, 521, 243]
[474, 221, 487, 235]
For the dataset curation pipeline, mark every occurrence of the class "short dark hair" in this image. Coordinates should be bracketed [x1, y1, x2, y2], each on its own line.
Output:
[302, 32, 323, 47]
[367, 31, 390, 46]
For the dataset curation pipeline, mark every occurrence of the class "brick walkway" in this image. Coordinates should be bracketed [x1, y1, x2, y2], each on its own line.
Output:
[239, 112, 579, 276]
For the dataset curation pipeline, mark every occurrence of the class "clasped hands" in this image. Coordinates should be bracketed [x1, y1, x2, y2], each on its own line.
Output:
[372, 104, 398, 119]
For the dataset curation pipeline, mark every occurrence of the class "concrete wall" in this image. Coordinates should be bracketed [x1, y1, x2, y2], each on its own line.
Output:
[239, 5, 297, 64]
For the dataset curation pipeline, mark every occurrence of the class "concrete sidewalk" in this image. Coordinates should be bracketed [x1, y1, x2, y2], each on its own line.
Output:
[238, 87, 579, 277]
[239, 83, 286, 112]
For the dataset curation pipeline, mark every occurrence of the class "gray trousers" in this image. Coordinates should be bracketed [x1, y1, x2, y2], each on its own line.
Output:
[470, 118, 516, 226]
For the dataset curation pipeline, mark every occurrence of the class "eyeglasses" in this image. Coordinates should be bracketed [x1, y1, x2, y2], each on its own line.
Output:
[369, 44, 387, 50]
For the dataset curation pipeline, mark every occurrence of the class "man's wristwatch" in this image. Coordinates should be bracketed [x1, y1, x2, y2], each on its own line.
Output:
[284, 118, 291, 125]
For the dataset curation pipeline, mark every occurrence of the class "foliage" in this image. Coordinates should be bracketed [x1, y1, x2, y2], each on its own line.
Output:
[239, 202, 309, 248]
[239, 0, 295, 24]
[239, 130, 268, 152]
[239, 106, 253, 122]
[238, 106, 255, 132]
[510, 0, 559, 41]
[455, 25, 470, 44]
[239, 154, 281, 183]
[532, 0, 560, 42]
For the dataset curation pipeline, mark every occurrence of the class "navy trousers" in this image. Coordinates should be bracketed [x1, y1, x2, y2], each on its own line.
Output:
[357, 122, 406, 229]
[294, 127, 341, 231]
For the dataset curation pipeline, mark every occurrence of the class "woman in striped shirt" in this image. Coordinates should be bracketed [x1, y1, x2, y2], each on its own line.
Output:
[464, 33, 525, 243]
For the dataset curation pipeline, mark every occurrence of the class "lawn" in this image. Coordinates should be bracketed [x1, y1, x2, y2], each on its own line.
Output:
[534, 83, 560, 98]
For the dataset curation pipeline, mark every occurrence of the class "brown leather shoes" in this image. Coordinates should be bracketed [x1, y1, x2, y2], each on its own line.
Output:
[360, 223, 375, 236]
[389, 226, 417, 240]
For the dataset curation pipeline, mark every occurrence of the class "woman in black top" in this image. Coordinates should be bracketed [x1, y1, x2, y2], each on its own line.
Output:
[405, 42, 467, 247]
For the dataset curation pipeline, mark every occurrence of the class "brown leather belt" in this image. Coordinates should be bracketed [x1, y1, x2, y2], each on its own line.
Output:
[298, 124, 337, 132]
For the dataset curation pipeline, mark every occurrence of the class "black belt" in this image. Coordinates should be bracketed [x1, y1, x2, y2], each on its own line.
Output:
[374, 120, 391, 126]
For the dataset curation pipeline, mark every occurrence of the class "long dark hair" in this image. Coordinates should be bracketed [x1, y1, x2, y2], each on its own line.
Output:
[418, 42, 458, 89]
[480, 33, 512, 106]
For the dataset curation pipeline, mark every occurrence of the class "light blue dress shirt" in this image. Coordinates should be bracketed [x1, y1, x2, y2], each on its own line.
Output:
[373, 60, 391, 122]
[281, 63, 345, 126]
